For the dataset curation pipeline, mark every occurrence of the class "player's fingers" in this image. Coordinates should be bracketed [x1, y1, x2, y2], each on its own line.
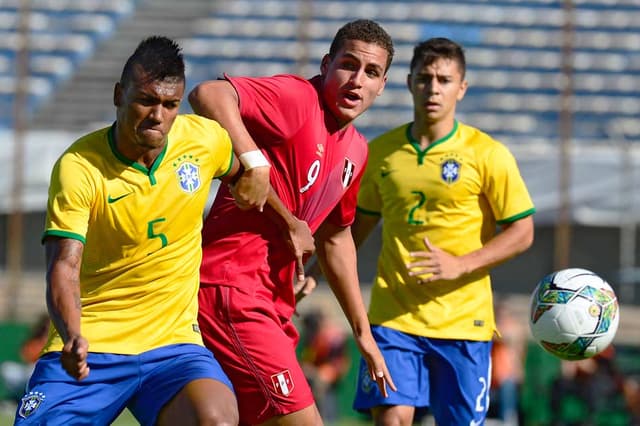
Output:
[296, 258, 305, 283]
[423, 236, 434, 251]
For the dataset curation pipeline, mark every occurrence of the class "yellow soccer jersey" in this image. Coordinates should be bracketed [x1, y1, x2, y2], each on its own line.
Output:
[42, 114, 233, 355]
[358, 121, 535, 341]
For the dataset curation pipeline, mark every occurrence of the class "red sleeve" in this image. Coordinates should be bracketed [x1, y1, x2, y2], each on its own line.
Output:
[225, 74, 316, 145]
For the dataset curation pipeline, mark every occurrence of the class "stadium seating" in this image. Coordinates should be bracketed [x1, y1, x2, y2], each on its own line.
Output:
[181, 0, 640, 145]
[0, 0, 136, 127]
[1, 0, 638, 146]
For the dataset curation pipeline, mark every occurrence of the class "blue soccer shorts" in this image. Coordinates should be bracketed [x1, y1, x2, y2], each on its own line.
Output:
[14, 343, 233, 426]
[353, 325, 492, 425]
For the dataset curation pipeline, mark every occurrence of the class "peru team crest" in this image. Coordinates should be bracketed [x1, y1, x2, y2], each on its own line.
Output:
[176, 161, 201, 193]
[18, 391, 46, 418]
[271, 370, 294, 396]
[342, 158, 355, 188]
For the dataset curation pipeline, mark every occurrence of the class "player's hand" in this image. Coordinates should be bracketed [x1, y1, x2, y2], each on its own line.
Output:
[285, 217, 315, 283]
[354, 333, 396, 398]
[407, 237, 468, 283]
[294, 275, 317, 303]
[60, 335, 90, 380]
[229, 166, 271, 211]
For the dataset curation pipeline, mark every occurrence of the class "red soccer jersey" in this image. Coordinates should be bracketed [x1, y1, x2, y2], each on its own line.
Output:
[200, 74, 368, 315]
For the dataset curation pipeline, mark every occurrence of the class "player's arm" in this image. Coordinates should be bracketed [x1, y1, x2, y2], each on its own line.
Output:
[314, 221, 396, 397]
[189, 79, 270, 211]
[298, 210, 381, 303]
[351, 210, 381, 249]
[262, 186, 315, 284]
[44, 237, 90, 380]
[408, 215, 534, 282]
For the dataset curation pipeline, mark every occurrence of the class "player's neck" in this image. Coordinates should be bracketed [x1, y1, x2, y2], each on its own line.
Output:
[411, 117, 455, 149]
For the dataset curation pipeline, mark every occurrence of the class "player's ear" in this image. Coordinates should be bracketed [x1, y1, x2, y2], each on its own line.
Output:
[457, 79, 468, 101]
[320, 54, 331, 75]
[113, 82, 123, 107]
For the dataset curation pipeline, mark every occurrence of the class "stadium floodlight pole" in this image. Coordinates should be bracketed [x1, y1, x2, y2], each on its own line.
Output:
[294, 0, 313, 76]
[6, 0, 30, 321]
[618, 129, 636, 304]
[554, 0, 575, 271]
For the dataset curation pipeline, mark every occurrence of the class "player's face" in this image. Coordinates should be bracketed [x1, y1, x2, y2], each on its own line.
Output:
[320, 39, 388, 129]
[408, 57, 467, 125]
[114, 67, 184, 152]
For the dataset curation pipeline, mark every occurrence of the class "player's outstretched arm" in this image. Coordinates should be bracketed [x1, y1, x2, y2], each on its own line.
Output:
[44, 237, 90, 380]
[189, 80, 270, 211]
[315, 221, 396, 397]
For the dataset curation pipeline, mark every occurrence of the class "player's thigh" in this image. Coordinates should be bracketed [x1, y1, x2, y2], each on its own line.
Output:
[257, 404, 322, 426]
[157, 378, 238, 426]
[354, 326, 429, 411]
[130, 344, 236, 426]
[199, 285, 315, 425]
[427, 339, 492, 425]
[14, 352, 137, 425]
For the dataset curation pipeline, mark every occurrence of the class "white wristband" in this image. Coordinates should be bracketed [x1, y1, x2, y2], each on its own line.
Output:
[239, 150, 270, 170]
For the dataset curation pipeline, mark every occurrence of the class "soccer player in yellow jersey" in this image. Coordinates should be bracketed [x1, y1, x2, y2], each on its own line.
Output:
[13, 36, 272, 425]
[352, 38, 535, 425]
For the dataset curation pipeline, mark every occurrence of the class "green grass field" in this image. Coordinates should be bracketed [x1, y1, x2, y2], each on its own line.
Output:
[1, 403, 370, 426]
[0, 404, 138, 426]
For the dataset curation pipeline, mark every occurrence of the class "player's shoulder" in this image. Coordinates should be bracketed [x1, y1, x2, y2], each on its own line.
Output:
[367, 123, 411, 156]
[171, 114, 229, 141]
[458, 121, 512, 155]
[59, 126, 110, 163]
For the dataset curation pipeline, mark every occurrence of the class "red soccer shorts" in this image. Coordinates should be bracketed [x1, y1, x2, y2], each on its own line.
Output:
[198, 284, 315, 425]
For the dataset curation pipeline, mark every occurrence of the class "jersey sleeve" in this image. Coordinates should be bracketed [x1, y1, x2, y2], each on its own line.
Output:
[207, 120, 235, 179]
[43, 153, 94, 243]
[482, 143, 535, 224]
[356, 152, 382, 216]
[225, 74, 315, 144]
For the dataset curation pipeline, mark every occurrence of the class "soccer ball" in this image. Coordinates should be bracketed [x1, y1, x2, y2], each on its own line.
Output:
[529, 268, 619, 360]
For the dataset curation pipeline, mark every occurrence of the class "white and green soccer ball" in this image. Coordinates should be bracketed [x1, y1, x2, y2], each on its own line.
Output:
[529, 268, 619, 361]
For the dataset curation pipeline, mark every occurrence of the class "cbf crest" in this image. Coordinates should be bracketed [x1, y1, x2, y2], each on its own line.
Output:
[174, 155, 201, 194]
[18, 391, 45, 418]
[440, 153, 462, 184]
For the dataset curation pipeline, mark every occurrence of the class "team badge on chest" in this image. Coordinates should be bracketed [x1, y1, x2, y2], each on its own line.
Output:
[440, 153, 462, 184]
[342, 158, 355, 188]
[175, 160, 201, 193]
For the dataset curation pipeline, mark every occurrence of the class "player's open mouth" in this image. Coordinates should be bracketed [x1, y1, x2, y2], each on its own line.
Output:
[342, 92, 361, 106]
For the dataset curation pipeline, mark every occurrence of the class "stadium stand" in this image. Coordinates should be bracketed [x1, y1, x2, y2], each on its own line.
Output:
[0, 0, 137, 128]
[0, 0, 636, 146]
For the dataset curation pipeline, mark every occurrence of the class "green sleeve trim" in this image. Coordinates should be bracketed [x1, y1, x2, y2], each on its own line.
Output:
[356, 206, 381, 217]
[42, 230, 86, 245]
[215, 150, 235, 179]
[497, 208, 536, 225]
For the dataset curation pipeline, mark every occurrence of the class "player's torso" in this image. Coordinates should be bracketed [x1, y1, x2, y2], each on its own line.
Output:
[269, 118, 367, 232]
[372, 123, 492, 255]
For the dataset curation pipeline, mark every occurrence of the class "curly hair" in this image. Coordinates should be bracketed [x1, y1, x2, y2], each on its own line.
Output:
[329, 19, 394, 72]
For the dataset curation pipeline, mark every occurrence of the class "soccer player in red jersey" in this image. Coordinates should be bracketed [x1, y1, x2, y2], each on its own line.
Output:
[189, 19, 396, 425]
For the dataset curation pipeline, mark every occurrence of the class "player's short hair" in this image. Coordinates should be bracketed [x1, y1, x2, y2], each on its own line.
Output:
[120, 36, 185, 87]
[410, 38, 466, 79]
[329, 19, 394, 72]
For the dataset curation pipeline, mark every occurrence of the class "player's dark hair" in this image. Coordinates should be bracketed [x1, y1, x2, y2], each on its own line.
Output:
[410, 38, 466, 79]
[329, 19, 394, 72]
[120, 35, 185, 87]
